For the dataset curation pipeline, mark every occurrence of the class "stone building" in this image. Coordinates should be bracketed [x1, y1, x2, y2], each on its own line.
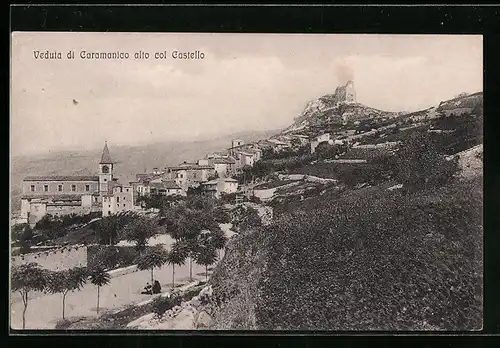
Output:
[20, 142, 133, 224]
[333, 80, 356, 106]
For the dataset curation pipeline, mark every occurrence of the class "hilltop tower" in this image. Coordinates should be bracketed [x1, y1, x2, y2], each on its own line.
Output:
[345, 80, 356, 103]
[334, 80, 356, 106]
[99, 141, 114, 193]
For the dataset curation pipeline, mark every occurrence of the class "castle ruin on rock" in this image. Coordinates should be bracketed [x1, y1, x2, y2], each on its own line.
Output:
[333, 80, 356, 106]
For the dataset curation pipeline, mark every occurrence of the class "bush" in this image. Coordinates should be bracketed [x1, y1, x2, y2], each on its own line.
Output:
[87, 245, 141, 271]
[55, 318, 73, 329]
[34, 212, 101, 241]
[151, 295, 182, 317]
[392, 132, 459, 193]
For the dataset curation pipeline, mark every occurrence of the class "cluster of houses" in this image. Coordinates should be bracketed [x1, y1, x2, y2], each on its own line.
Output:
[19, 123, 389, 225]
[131, 138, 284, 202]
[17, 136, 305, 226]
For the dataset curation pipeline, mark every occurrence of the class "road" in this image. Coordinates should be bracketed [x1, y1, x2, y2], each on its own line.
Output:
[10, 255, 223, 329]
[10, 226, 235, 330]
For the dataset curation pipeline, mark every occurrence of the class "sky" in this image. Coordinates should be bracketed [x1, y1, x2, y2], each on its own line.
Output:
[11, 33, 483, 156]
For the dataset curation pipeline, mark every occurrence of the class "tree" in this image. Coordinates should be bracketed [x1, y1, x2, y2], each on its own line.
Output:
[166, 241, 188, 289]
[161, 195, 228, 281]
[193, 244, 218, 282]
[89, 267, 111, 315]
[315, 142, 339, 160]
[122, 216, 158, 252]
[95, 215, 118, 245]
[135, 245, 169, 284]
[19, 225, 34, 254]
[393, 132, 459, 193]
[232, 206, 262, 233]
[290, 138, 302, 150]
[46, 266, 88, 320]
[95, 212, 136, 245]
[11, 263, 48, 329]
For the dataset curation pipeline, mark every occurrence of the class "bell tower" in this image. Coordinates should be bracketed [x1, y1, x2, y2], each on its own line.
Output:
[99, 141, 114, 193]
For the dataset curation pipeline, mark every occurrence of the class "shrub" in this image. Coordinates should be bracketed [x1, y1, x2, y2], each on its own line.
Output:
[392, 132, 459, 192]
[55, 318, 73, 329]
[151, 295, 182, 318]
[87, 245, 141, 270]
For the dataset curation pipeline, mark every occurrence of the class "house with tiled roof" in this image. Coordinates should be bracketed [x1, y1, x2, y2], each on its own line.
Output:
[201, 177, 239, 199]
[149, 180, 186, 197]
[209, 156, 237, 177]
[20, 142, 134, 224]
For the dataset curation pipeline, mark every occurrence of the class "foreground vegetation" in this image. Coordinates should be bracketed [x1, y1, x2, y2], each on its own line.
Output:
[208, 128, 482, 330]
[255, 176, 482, 330]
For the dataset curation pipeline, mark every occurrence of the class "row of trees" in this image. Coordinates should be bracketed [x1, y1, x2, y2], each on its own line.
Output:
[13, 195, 233, 329]
[11, 262, 111, 329]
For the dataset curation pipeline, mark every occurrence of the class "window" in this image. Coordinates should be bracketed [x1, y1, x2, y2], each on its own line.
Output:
[85, 185, 90, 192]
[30, 185, 35, 192]
[108, 205, 111, 208]
[58, 184, 63, 192]
[102, 165, 109, 174]
[44, 185, 49, 192]
[104, 178, 107, 182]
[126, 189, 129, 192]
[117, 197, 120, 203]
[71, 184, 76, 192]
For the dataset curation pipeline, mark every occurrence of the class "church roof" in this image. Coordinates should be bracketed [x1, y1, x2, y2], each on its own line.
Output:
[100, 142, 114, 164]
[24, 175, 99, 182]
[21, 194, 84, 201]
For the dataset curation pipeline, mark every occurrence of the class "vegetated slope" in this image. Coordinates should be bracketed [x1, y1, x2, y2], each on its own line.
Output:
[282, 91, 483, 140]
[283, 101, 399, 137]
[253, 176, 482, 330]
[209, 176, 482, 330]
[437, 92, 483, 113]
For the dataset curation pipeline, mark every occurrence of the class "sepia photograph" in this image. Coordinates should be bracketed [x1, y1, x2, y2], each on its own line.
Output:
[10, 32, 483, 331]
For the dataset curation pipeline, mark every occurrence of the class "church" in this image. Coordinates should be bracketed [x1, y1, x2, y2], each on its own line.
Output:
[20, 142, 134, 225]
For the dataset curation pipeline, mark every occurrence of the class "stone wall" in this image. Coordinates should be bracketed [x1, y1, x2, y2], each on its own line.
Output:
[11, 245, 87, 271]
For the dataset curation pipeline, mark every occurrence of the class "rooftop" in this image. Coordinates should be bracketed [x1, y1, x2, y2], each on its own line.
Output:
[212, 157, 236, 164]
[167, 164, 215, 171]
[24, 175, 99, 182]
[150, 181, 181, 190]
[100, 142, 114, 164]
[235, 151, 254, 156]
[21, 194, 85, 201]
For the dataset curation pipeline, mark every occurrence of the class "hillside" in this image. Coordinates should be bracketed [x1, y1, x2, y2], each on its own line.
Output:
[208, 162, 483, 330]
[282, 89, 401, 137]
[10, 129, 277, 212]
[203, 90, 483, 330]
[281, 91, 482, 140]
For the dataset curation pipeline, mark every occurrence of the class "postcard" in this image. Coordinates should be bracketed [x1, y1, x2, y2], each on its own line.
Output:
[10, 32, 483, 331]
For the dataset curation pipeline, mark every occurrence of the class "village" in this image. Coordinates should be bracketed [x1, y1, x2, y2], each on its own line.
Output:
[10, 78, 484, 331]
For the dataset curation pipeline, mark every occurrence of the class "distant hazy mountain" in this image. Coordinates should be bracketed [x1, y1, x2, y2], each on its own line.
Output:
[10, 129, 278, 212]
